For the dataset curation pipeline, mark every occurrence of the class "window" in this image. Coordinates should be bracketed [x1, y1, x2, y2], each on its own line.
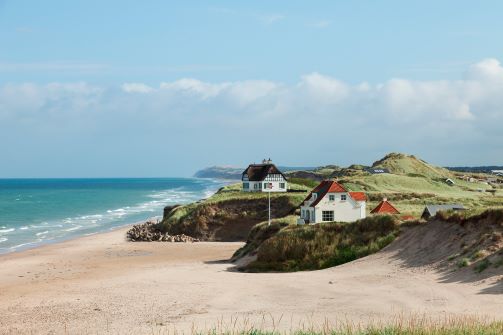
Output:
[279, 182, 285, 189]
[322, 211, 334, 222]
[301, 210, 305, 218]
[254, 183, 259, 189]
[329, 194, 335, 201]
[341, 194, 347, 201]
[259, 183, 262, 189]
[243, 183, 249, 189]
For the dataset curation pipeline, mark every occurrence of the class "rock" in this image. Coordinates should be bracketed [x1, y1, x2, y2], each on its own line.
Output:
[126, 220, 198, 243]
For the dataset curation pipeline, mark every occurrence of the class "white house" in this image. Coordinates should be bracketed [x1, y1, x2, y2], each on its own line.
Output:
[298, 180, 366, 224]
[242, 159, 288, 192]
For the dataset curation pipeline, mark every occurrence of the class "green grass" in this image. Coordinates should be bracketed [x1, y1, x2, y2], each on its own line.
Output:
[244, 215, 400, 272]
[190, 319, 503, 335]
[474, 258, 491, 273]
[161, 182, 311, 238]
[457, 258, 470, 268]
[339, 173, 502, 217]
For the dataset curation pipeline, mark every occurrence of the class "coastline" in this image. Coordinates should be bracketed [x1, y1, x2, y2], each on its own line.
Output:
[1, 222, 502, 334]
[0, 216, 161, 256]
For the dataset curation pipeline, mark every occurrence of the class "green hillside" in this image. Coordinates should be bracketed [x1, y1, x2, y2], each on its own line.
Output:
[372, 152, 453, 179]
[162, 152, 502, 241]
[287, 153, 502, 216]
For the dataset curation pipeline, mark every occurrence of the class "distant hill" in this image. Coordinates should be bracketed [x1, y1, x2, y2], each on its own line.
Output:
[193, 166, 243, 180]
[372, 153, 453, 179]
[194, 165, 316, 180]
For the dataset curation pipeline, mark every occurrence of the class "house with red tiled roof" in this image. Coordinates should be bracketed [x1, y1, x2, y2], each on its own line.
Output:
[370, 198, 400, 215]
[298, 180, 366, 224]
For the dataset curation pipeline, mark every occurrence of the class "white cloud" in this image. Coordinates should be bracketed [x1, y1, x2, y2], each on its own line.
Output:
[160, 78, 230, 99]
[122, 83, 154, 94]
[2, 58, 503, 173]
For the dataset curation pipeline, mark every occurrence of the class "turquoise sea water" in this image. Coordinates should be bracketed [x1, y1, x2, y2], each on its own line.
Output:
[0, 178, 225, 254]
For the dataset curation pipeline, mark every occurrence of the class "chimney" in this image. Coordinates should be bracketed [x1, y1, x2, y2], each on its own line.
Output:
[383, 198, 387, 202]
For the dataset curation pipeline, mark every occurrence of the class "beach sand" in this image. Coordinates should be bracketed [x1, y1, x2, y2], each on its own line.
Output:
[0, 227, 502, 334]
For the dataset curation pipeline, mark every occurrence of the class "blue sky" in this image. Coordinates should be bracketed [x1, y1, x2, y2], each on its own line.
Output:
[1, 1, 503, 177]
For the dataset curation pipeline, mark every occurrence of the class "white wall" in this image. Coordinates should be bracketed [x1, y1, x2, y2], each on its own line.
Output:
[242, 179, 287, 192]
[314, 192, 365, 223]
[300, 192, 365, 223]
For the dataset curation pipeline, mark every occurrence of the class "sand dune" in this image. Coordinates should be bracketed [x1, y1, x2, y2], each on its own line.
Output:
[0, 225, 502, 334]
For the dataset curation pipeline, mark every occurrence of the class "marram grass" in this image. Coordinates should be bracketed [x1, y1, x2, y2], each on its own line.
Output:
[194, 319, 503, 335]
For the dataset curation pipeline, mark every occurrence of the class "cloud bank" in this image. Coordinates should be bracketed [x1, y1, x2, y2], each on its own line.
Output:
[1, 59, 503, 176]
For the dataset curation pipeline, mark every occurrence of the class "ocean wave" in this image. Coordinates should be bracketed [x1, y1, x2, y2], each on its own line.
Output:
[64, 225, 82, 232]
[0, 228, 15, 234]
[0, 237, 7, 243]
[0, 179, 224, 254]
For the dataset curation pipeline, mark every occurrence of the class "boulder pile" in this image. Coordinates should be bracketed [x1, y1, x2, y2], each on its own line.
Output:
[126, 221, 199, 242]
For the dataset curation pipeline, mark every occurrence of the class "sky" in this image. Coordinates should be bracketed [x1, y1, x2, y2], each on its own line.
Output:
[1, 1, 503, 177]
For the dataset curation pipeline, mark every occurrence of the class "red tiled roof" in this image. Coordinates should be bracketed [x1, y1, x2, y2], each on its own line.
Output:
[349, 192, 367, 201]
[301, 180, 329, 204]
[371, 199, 400, 214]
[303, 180, 366, 208]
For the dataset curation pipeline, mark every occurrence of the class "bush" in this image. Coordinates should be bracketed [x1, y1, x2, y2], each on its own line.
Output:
[474, 259, 491, 273]
[457, 258, 470, 268]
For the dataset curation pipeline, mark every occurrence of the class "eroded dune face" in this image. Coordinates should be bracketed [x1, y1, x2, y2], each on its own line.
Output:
[385, 210, 503, 288]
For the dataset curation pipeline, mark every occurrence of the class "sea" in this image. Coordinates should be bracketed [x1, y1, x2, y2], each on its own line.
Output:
[0, 178, 226, 254]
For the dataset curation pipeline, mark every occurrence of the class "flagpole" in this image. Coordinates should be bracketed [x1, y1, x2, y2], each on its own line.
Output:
[268, 187, 271, 226]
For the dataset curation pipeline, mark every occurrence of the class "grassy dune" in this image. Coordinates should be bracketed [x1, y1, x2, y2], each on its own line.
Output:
[301, 153, 503, 217]
[238, 215, 400, 272]
[161, 182, 310, 241]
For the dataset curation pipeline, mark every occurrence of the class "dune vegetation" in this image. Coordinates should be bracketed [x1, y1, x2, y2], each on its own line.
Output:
[161, 182, 311, 241]
[286, 153, 503, 217]
[236, 215, 400, 272]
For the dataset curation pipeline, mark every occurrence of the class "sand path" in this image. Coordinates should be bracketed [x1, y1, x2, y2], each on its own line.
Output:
[0, 227, 502, 334]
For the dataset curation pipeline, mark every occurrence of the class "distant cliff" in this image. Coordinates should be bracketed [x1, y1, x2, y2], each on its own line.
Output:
[194, 166, 243, 180]
[194, 165, 316, 180]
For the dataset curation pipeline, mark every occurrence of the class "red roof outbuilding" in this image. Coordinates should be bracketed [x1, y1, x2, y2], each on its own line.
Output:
[371, 198, 400, 214]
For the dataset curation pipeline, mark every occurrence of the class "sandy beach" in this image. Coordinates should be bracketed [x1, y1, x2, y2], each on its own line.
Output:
[0, 226, 502, 334]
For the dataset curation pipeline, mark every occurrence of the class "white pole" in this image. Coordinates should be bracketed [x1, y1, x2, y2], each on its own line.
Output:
[268, 185, 271, 226]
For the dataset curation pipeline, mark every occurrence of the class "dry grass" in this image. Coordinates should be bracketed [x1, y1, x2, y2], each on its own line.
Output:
[139, 314, 503, 335]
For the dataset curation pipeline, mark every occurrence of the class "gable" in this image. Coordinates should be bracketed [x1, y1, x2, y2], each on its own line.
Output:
[242, 164, 286, 181]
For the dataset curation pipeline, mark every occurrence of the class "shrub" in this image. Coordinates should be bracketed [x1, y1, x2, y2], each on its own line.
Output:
[475, 259, 491, 273]
[457, 258, 470, 268]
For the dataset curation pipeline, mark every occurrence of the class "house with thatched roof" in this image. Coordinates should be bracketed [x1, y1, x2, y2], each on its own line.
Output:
[241, 159, 287, 192]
